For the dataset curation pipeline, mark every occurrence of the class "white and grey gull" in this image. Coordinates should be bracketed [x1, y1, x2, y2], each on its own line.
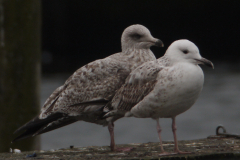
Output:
[12, 24, 163, 151]
[103, 39, 214, 155]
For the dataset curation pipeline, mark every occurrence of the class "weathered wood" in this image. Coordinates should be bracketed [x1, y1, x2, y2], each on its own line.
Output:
[1, 137, 240, 159]
[0, 0, 41, 152]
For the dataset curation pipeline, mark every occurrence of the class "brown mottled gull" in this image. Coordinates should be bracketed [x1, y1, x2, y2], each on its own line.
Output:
[13, 24, 163, 151]
[103, 39, 214, 155]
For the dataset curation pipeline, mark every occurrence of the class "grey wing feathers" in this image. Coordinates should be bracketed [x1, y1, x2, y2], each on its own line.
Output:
[13, 58, 130, 140]
[40, 74, 75, 114]
[104, 61, 162, 117]
[114, 80, 158, 112]
[40, 58, 130, 118]
[42, 84, 69, 114]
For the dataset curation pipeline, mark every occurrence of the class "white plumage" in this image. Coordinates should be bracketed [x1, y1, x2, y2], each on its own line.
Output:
[104, 39, 214, 155]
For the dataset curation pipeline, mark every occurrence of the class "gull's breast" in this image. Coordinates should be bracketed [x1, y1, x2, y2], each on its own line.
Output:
[131, 63, 204, 118]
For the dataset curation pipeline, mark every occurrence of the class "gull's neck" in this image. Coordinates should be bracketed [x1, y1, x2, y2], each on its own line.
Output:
[157, 55, 172, 67]
[121, 47, 156, 70]
[124, 47, 156, 60]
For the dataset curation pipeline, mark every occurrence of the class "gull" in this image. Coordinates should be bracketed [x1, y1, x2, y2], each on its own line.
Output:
[103, 39, 214, 155]
[13, 24, 163, 152]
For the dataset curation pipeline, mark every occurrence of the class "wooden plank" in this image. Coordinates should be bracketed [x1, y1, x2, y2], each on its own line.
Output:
[1, 137, 240, 159]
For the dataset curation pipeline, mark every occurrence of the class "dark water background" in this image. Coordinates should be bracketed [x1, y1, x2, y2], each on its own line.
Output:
[39, 1, 240, 150]
[40, 63, 240, 150]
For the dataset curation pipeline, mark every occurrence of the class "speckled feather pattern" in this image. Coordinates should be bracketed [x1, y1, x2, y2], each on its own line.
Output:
[101, 40, 213, 153]
[38, 25, 158, 125]
[40, 49, 156, 119]
[104, 61, 162, 114]
[13, 24, 163, 142]
[104, 40, 206, 121]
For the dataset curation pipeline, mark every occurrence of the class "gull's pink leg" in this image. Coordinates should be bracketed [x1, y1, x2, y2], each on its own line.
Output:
[108, 122, 116, 151]
[172, 117, 191, 154]
[156, 119, 165, 152]
[156, 119, 171, 156]
[108, 122, 133, 152]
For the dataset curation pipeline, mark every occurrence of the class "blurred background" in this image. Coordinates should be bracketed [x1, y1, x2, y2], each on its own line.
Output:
[41, 0, 240, 150]
[41, 0, 240, 73]
[1, 0, 240, 152]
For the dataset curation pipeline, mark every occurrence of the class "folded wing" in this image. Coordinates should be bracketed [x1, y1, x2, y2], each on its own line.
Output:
[13, 58, 130, 142]
[104, 61, 163, 118]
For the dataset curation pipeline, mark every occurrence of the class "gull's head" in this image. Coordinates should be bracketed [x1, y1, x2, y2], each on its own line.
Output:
[121, 24, 164, 52]
[165, 39, 214, 69]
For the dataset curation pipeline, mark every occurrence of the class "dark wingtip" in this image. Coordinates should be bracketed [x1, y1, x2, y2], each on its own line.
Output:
[13, 128, 22, 135]
[12, 112, 79, 143]
[12, 138, 18, 143]
[13, 116, 40, 135]
[12, 134, 28, 143]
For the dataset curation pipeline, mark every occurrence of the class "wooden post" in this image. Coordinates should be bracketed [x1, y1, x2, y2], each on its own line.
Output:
[0, 0, 41, 152]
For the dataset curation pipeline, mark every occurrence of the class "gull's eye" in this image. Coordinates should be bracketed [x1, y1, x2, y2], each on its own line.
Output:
[183, 50, 188, 54]
[130, 33, 142, 39]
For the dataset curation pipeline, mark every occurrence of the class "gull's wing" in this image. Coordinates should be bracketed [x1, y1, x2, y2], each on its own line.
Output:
[40, 57, 130, 118]
[103, 60, 163, 118]
[13, 56, 130, 141]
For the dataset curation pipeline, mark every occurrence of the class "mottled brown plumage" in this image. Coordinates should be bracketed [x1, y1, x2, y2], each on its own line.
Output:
[13, 24, 163, 149]
[104, 60, 162, 116]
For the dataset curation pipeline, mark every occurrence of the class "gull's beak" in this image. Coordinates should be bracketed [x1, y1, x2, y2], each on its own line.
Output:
[154, 39, 164, 47]
[195, 57, 214, 69]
